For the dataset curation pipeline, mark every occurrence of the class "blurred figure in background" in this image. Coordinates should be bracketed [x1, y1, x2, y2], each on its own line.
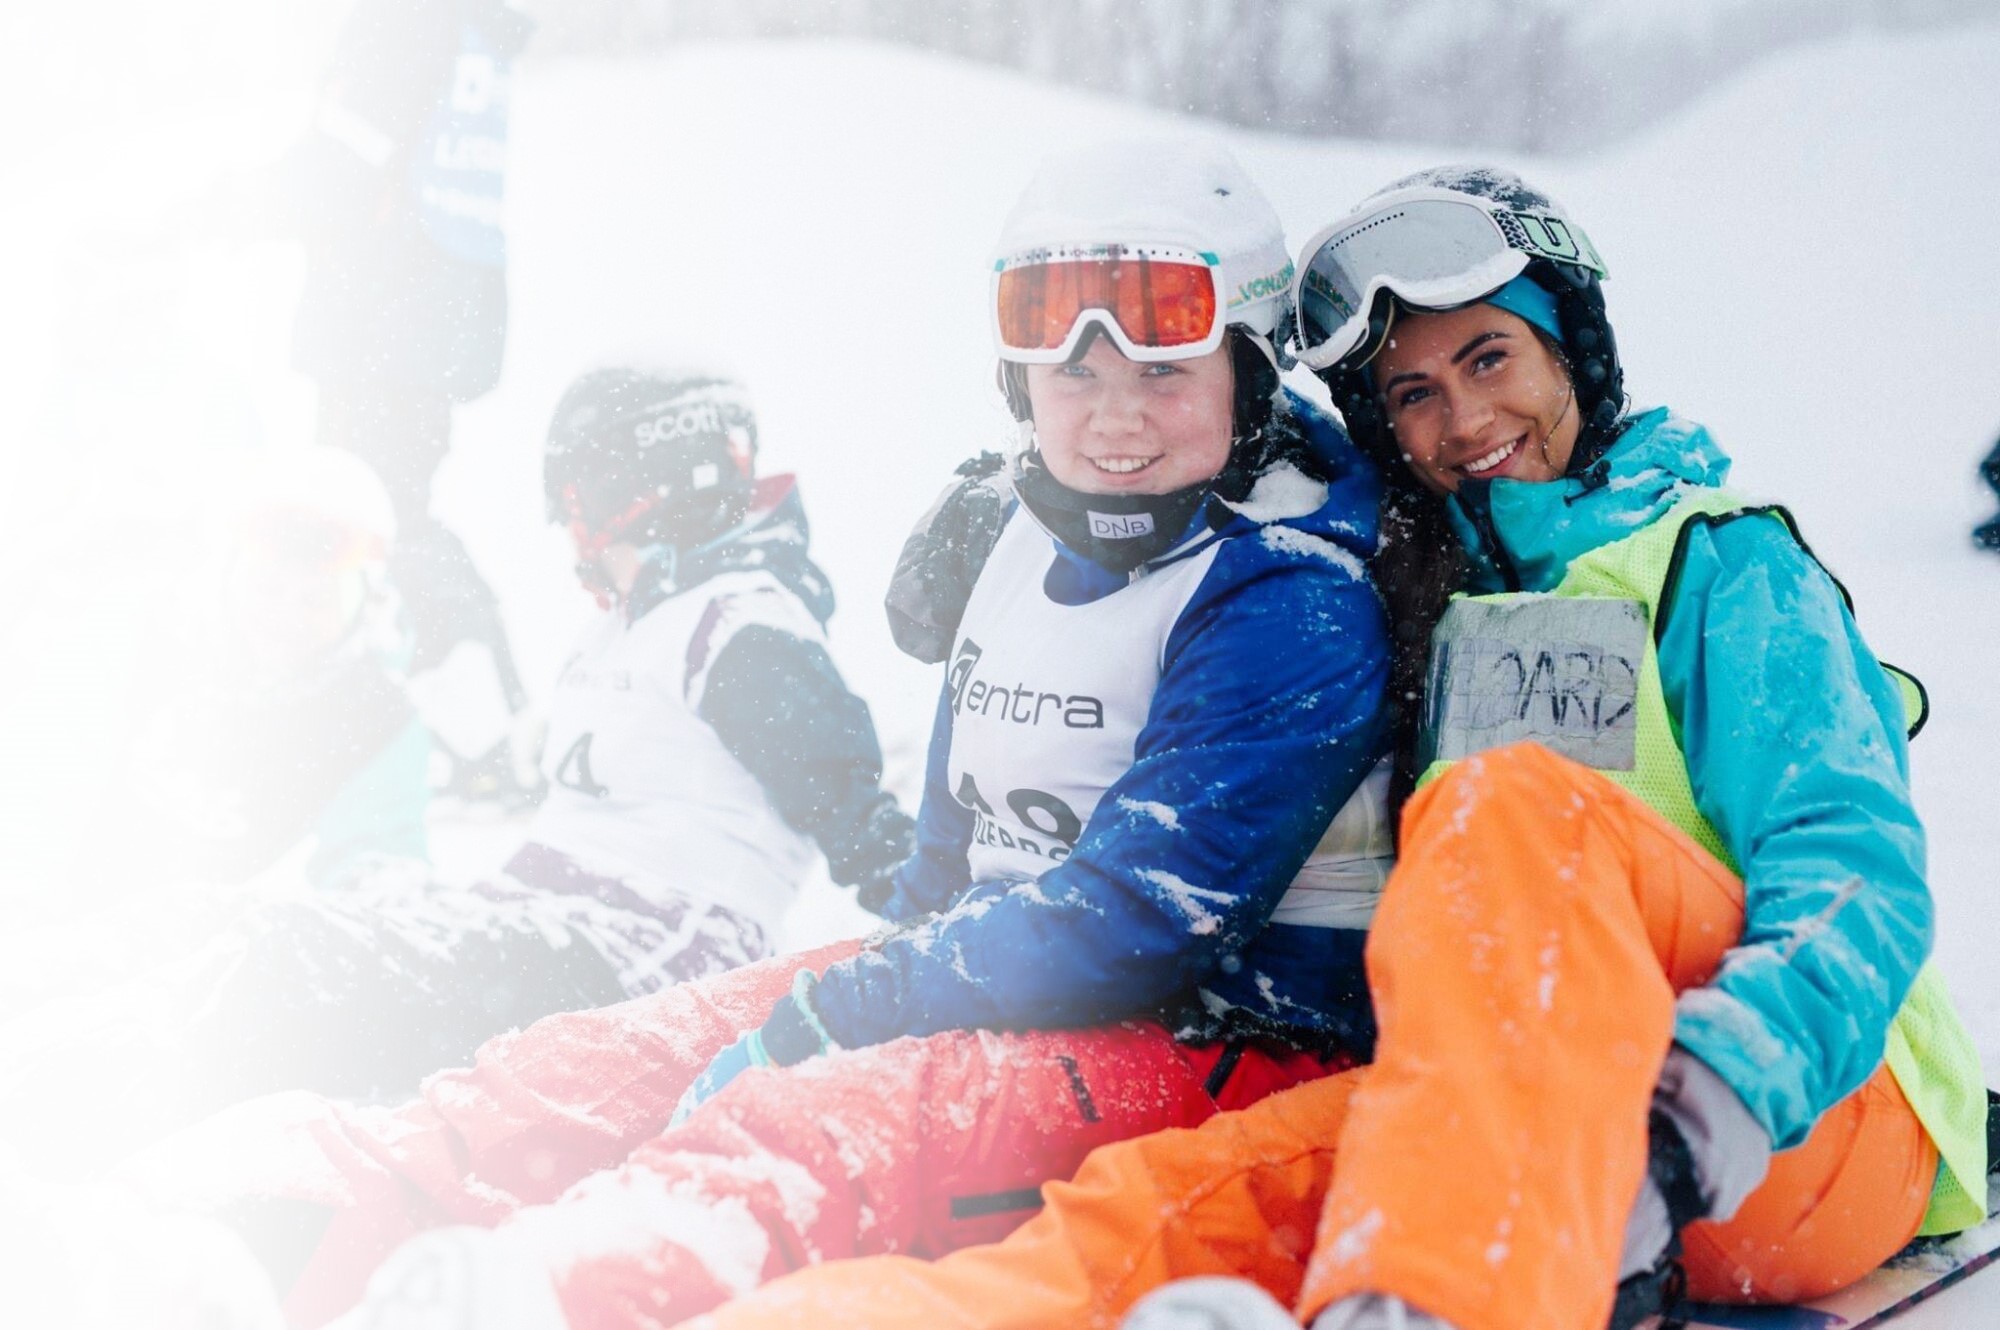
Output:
[272, 0, 539, 804]
[0, 446, 430, 1024]
[0, 369, 913, 1174]
[530, 364, 917, 965]
[145, 446, 430, 893]
[1974, 428, 2000, 550]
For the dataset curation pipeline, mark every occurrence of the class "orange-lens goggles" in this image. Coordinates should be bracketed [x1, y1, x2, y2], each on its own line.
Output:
[993, 244, 1221, 362]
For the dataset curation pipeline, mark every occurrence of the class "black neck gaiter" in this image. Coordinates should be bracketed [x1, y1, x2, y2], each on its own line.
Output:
[1010, 451, 1218, 575]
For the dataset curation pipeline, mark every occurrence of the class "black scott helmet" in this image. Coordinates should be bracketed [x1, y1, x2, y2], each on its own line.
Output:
[544, 368, 759, 554]
[1292, 165, 1626, 474]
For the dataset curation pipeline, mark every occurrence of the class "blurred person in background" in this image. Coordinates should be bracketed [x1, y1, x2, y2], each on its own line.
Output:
[0, 369, 913, 1182]
[244, 0, 540, 805]
[0, 445, 430, 1023]
[149, 446, 432, 893]
[515, 364, 918, 994]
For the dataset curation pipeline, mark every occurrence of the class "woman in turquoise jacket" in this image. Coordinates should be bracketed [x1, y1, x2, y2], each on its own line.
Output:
[1133, 165, 1992, 1330]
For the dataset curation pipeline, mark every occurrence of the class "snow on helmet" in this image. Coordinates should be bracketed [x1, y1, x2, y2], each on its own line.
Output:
[990, 137, 1294, 428]
[1293, 165, 1626, 473]
[543, 367, 759, 564]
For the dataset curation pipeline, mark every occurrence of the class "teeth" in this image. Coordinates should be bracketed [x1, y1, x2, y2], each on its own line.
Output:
[1463, 438, 1520, 475]
[1093, 457, 1156, 474]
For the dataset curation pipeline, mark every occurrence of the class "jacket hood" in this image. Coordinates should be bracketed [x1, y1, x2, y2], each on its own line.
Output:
[1445, 407, 1730, 592]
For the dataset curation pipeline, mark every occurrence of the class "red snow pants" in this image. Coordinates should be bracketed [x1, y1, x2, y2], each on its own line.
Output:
[122, 941, 861, 1325]
[688, 744, 1937, 1330]
[118, 942, 1341, 1328]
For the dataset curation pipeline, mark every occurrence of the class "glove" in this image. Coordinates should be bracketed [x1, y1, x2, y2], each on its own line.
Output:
[669, 972, 839, 1127]
[884, 453, 1011, 663]
[825, 795, 917, 917]
[855, 870, 900, 918]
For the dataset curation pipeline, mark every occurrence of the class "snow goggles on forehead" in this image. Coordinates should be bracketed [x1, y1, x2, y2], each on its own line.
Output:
[992, 243, 1225, 364]
[1290, 190, 1606, 372]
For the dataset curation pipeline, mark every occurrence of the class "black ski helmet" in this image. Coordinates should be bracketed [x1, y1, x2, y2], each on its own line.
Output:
[1302, 166, 1627, 476]
[543, 367, 759, 555]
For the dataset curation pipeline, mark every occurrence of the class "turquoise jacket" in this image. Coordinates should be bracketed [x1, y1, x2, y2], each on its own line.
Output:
[1444, 407, 1931, 1151]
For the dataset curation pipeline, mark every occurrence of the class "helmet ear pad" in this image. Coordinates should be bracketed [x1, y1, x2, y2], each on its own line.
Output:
[655, 448, 755, 546]
[1526, 259, 1625, 465]
[998, 360, 1033, 423]
[563, 431, 753, 550]
[1323, 364, 1397, 480]
[1226, 327, 1280, 447]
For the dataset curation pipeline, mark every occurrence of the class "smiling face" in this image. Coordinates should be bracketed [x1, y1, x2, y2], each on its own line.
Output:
[1023, 337, 1236, 495]
[1373, 303, 1580, 495]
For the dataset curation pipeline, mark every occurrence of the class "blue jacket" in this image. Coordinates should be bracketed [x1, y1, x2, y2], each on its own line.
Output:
[813, 400, 1391, 1052]
[1446, 407, 1931, 1150]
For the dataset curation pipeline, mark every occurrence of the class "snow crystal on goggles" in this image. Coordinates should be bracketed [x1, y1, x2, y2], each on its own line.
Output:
[993, 244, 1224, 364]
[1290, 190, 1606, 372]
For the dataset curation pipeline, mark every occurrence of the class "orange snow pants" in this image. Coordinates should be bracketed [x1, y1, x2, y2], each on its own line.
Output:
[688, 743, 1936, 1330]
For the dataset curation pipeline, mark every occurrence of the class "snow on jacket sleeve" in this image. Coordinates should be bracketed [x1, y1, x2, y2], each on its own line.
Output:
[809, 533, 1390, 1049]
[1657, 517, 1931, 1151]
[699, 625, 914, 892]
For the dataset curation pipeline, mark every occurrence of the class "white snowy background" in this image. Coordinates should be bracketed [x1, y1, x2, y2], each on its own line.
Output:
[1, 5, 1997, 1322]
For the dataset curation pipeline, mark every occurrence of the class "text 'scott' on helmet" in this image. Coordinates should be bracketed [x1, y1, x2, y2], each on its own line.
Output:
[543, 367, 759, 559]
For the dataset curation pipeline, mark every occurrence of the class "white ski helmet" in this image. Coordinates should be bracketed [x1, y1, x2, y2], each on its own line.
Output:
[990, 138, 1294, 422]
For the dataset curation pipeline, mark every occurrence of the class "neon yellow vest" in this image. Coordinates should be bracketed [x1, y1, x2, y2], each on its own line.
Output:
[1418, 489, 1986, 1234]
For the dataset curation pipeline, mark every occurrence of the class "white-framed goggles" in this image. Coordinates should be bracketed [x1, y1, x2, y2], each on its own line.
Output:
[1289, 188, 1606, 373]
[992, 243, 1227, 365]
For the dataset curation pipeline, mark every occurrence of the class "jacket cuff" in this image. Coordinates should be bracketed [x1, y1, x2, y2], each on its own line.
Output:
[1656, 1042, 1773, 1223]
[758, 973, 838, 1066]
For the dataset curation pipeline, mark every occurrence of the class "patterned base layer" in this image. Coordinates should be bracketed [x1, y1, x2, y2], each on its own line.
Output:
[1685, 1179, 2000, 1330]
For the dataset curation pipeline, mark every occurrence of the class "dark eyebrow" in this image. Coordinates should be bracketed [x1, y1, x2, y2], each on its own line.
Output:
[1451, 329, 1511, 365]
[1382, 330, 1513, 395]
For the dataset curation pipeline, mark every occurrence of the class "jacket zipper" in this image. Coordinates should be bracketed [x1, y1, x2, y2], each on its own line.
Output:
[1457, 483, 1522, 592]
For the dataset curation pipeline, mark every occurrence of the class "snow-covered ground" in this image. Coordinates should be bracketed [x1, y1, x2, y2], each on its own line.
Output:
[3, 19, 1998, 1324]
